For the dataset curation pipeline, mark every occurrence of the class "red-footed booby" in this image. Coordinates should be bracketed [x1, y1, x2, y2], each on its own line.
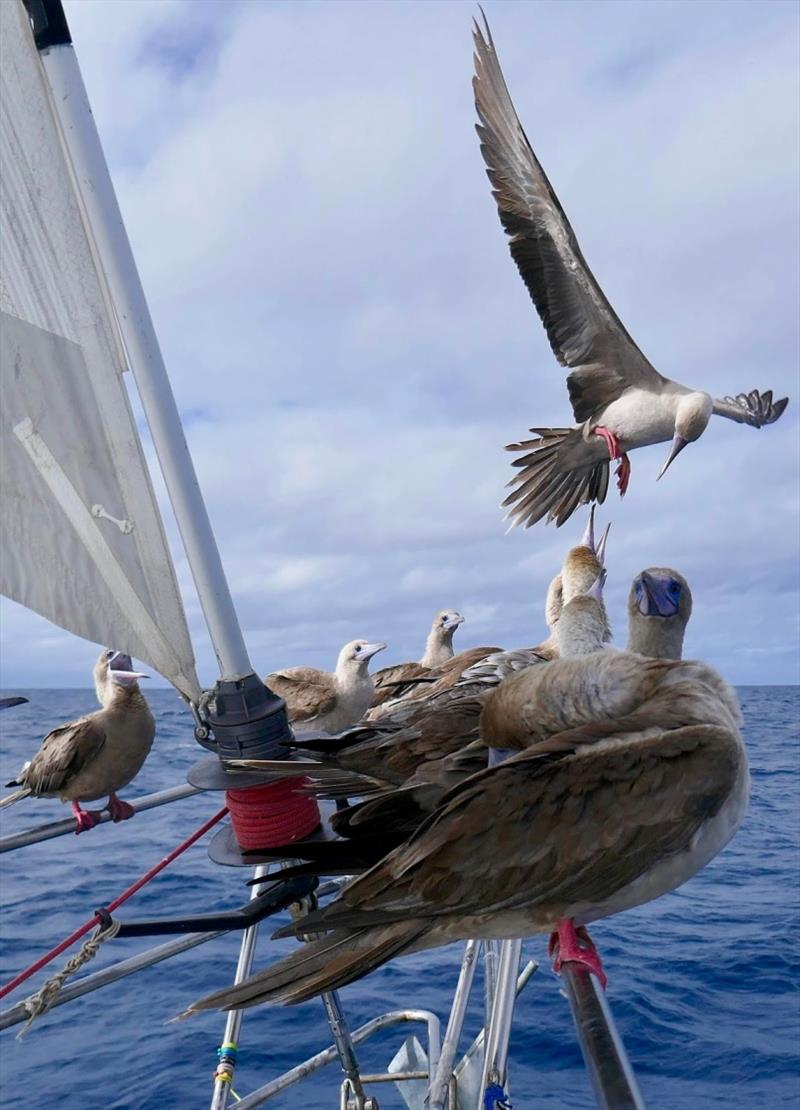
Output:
[0, 651, 154, 833]
[371, 610, 465, 708]
[627, 568, 692, 660]
[241, 562, 695, 882]
[182, 580, 745, 1011]
[265, 640, 386, 733]
[473, 17, 788, 529]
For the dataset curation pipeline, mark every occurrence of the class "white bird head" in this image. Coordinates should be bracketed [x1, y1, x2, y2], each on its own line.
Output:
[95, 649, 148, 704]
[658, 392, 713, 480]
[435, 610, 465, 635]
[562, 507, 612, 605]
[339, 640, 387, 673]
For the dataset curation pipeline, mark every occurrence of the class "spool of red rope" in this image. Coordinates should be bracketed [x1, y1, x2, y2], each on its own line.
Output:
[225, 778, 320, 850]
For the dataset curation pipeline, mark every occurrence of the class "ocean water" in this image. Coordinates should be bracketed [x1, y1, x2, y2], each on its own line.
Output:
[0, 686, 797, 1110]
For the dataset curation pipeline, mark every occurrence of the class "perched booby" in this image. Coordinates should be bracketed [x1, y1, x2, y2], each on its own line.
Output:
[627, 568, 692, 660]
[0, 651, 154, 833]
[183, 583, 745, 1011]
[265, 640, 386, 733]
[371, 610, 465, 708]
[233, 512, 611, 875]
[473, 17, 788, 529]
[257, 563, 694, 881]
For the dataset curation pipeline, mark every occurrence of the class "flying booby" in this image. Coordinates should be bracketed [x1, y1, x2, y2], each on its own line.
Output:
[183, 580, 745, 1011]
[473, 17, 788, 528]
[265, 640, 386, 733]
[370, 610, 465, 708]
[0, 651, 154, 833]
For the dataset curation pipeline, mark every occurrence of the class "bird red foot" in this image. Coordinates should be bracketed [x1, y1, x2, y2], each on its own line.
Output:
[107, 793, 135, 822]
[615, 453, 631, 496]
[594, 424, 622, 459]
[71, 800, 102, 834]
[548, 919, 608, 989]
[594, 426, 630, 497]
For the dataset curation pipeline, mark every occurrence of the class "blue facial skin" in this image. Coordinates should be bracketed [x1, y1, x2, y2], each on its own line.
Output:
[635, 573, 682, 618]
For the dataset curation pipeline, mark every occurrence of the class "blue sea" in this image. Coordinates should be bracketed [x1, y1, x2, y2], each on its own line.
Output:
[0, 687, 798, 1109]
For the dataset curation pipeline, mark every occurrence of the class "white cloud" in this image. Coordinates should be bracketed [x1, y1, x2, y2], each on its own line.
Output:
[1, 0, 797, 690]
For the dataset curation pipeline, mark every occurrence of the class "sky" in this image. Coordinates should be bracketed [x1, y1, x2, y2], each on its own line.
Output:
[1, 0, 798, 690]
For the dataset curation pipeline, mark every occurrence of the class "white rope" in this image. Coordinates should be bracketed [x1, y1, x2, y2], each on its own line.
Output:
[17, 916, 121, 1038]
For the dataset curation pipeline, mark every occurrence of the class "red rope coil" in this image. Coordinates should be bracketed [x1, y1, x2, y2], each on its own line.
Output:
[225, 778, 320, 850]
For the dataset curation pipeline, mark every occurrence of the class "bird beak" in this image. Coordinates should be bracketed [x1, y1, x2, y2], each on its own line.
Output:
[359, 643, 387, 661]
[580, 505, 596, 550]
[657, 435, 689, 480]
[637, 572, 679, 618]
[107, 651, 148, 683]
[595, 523, 611, 567]
[586, 569, 607, 601]
[443, 614, 465, 631]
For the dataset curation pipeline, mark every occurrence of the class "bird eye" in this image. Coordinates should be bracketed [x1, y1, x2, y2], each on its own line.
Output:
[105, 649, 115, 659]
[669, 582, 682, 597]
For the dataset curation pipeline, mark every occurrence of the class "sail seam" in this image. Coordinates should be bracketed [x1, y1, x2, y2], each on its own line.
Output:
[12, 417, 179, 677]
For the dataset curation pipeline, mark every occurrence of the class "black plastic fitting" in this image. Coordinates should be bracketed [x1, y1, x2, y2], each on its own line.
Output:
[199, 672, 294, 762]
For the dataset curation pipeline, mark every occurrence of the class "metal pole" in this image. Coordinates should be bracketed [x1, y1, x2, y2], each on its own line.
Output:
[210, 866, 270, 1110]
[233, 1010, 440, 1110]
[0, 783, 202, 853]
[34, 22, 252, 680]
[560, 965, 646, 1110]
[290, 895, 373, 1110]
[477, 939, 522, 1109]
[427, 939, 480, 1110]
[483, 939, 499, 1030]
[0, 929, 223, 1031]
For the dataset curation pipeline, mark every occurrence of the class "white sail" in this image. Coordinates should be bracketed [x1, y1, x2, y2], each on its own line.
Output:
[0, 0, 201, 701]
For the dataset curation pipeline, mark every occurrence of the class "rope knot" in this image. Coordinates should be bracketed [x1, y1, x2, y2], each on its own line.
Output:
[17, 914, 120, 1038]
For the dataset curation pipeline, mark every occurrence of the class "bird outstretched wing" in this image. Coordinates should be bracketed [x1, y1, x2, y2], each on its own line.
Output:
[712, 390, 788, 428]
[473, 16, 666, 420]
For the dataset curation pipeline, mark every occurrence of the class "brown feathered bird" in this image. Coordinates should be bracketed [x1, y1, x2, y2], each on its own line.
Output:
[264, 639, 386, 733]
[370, 610, 465, 709]
[1, 650, 153, 833]
[182, 580, 745, 1011]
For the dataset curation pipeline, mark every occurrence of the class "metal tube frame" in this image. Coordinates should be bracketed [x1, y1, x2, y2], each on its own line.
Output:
[0, 783, 202, 853]
[427, 939, 481, 1110]
[210, 866, 270, 1110]
[560, 965, 646, 1110]
[233, 1010, 441, 1110]
[478, 939, 522, 1108]
[0, 928, 224, 1031]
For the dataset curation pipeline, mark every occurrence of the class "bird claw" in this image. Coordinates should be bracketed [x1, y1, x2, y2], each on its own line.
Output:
[615, 454, 631, 496]
[548, 921, 608, 989]
[71, 803, 102, 835]
[107, 794, 135, 822]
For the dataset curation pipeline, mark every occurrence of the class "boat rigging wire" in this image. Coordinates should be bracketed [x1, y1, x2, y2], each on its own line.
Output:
[0, 804, 228, 1002]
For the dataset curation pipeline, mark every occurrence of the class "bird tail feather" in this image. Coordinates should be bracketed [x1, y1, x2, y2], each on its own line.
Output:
[503, 427, 609, 528]
[181, 921, 425, 1011]
[0, 786, 31, 809]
